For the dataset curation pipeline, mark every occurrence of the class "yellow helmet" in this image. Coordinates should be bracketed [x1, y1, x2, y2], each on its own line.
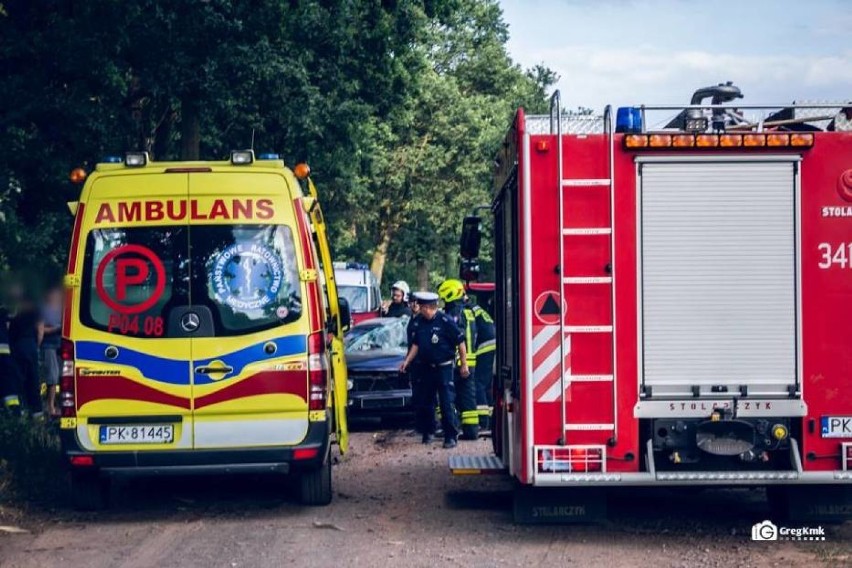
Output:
[438, 279, 465, 304]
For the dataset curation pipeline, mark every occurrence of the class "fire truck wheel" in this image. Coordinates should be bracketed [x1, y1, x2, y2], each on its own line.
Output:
[298, 449, 332, 506]
[70, 472, 110, 511]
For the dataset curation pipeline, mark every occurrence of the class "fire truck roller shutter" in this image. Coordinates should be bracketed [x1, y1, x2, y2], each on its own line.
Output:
[639, 160, 798, 398]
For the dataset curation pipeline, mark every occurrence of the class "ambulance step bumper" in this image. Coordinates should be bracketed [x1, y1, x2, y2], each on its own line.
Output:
[449, 455, 506, 475]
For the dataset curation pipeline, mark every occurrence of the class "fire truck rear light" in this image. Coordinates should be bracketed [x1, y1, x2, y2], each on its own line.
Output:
[535, 140, 550, 152]
[743, 134, 767, 147]
[538, 446, 604, 473]
[790, 133, 814, 147]
[766, 133, 790, 147]
[624, 134, 648, 148]
[695, 134, 719, 147]
[672, 135, 695, 148]
[70, 455, 94, 467]
[648, 134, 672, 148]
[842, 443, 852, 471]
[720, 134, 743, 147]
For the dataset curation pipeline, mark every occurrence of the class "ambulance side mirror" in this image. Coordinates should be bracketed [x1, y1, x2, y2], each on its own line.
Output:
[338, 297, 352, 333]
[460, 216, 482, 259]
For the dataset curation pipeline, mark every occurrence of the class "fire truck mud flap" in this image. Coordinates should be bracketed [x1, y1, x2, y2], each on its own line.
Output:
[513, 485, 606, 524]
[767, 484, 852, 523]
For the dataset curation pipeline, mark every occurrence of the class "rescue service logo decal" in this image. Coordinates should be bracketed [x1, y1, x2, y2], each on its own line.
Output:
[211, 243, 283, 311]
[93, 199, 274, 224]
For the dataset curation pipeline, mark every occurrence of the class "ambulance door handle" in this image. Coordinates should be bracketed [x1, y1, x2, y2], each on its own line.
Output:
[195, 365, 234, 375]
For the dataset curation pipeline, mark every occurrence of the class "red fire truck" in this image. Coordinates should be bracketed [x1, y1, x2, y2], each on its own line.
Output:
[452, 85, 852, 523]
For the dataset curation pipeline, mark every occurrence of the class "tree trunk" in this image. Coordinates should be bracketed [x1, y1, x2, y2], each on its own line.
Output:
[371, 229, 392, 286]
[416, 258, 429, 291]
[180, 97, 200, 160]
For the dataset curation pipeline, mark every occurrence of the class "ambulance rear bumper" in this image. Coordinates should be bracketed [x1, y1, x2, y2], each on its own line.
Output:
[61, 420, 330, 477]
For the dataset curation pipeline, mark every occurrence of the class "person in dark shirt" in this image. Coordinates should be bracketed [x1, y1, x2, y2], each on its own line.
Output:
[400, 292, 469, 448]
[9, 294, 44, 415]
[0, 305, 23, 412]
[381, 281, 412, 318]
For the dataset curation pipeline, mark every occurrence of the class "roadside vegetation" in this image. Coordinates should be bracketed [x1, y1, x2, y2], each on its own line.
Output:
[0, 414, 64, 504]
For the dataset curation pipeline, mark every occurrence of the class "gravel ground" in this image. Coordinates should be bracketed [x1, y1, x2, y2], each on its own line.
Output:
[1, 425, 849, 567]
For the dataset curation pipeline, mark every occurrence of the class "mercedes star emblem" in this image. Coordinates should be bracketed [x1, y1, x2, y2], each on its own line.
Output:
[181, 312, 200, 333]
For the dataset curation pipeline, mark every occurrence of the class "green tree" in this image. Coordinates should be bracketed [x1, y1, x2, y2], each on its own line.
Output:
[0, 0, 553, 292]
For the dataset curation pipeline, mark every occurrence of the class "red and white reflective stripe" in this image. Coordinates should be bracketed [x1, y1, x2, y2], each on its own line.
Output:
[532, 325, 570, 403]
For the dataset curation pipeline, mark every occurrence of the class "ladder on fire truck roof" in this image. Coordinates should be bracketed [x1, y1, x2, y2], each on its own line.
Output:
[549, 91, 617, 444]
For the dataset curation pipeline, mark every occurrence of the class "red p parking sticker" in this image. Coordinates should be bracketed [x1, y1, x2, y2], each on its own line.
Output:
[95, 244, 166, 315]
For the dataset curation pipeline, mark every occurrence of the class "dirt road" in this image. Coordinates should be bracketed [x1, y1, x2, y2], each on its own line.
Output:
[1, 428, 849, 567]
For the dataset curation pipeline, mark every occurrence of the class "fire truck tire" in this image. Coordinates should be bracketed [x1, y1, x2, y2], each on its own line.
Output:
[70, 472, 109, 511]
[298, 449, 333, 506]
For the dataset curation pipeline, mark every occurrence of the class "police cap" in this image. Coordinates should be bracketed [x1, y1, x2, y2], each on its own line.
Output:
[412, 292, 439, 305]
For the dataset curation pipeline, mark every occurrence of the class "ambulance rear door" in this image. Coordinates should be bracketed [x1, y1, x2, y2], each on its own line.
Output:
[187, 171, 310, 449]
[74, 173, 194, 451]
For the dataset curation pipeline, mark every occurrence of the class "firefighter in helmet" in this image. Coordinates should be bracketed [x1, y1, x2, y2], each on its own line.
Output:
[471, 303, 496, 430]
[437, 278, 479, 440]
[400, 292, 466, 448]
[381, 280, 412, 318]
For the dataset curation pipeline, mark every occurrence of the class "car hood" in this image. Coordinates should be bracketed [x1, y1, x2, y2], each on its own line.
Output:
[345, 351, 406, 372]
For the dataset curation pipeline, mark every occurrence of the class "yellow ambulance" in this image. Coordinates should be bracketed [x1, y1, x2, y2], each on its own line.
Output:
[59, 151, 349, 509]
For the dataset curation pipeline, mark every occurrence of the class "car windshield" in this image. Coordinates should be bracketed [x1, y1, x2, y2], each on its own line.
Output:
[344, 318, 409, 353]
[338, 285, 368, 312]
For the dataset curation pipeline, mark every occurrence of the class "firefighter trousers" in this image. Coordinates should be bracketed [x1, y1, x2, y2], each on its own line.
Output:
[474, 351, 494, 430]
[456, 367, 479, 440]
[415, 363, 458, 442]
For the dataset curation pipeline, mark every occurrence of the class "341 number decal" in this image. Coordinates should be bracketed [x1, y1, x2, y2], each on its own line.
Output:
[818, 243, 852, 269]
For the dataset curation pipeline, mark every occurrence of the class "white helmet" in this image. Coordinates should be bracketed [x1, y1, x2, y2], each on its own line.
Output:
[391, 280, 410, 300]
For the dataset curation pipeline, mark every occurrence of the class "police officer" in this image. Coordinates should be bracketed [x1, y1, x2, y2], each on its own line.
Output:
[471, 303, 496, 430]
[437, 279, 479, 441]
[406, 292, 428, 441]
[400, 292, 468, 449]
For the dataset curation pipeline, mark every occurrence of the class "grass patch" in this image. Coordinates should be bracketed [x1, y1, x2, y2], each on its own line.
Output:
[0, 413, 66, 504]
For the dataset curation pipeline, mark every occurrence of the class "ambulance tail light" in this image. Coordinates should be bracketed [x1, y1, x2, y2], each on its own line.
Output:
[307, 332, 328, 411]
[59, 339, 76, 418]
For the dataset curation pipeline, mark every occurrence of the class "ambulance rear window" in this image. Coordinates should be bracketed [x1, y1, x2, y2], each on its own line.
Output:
[80, 224, 302, 338]
[81, 227, 185, 338]
[195, 224, 302, 335]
